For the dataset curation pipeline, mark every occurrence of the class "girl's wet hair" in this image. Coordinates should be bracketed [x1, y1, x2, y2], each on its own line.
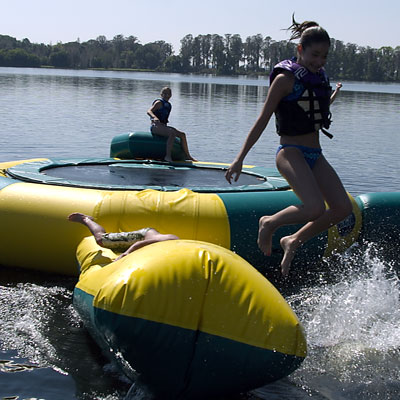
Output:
[287, 14, 331, 49]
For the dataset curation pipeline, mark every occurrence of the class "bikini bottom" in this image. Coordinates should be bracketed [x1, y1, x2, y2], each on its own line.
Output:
[276, 144, 322, 169]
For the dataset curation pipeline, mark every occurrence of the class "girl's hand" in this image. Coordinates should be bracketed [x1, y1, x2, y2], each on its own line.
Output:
[225, 159, 243, 183]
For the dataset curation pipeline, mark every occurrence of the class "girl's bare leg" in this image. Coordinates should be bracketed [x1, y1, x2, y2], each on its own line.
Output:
[68, 213, 106, 245]
[144, 228, 179, 242]
[175, 131, 197, 161]
[258, 147, 326, 257]
[164, 133, 175, 161]
[279, 155, 352, 276]
[151, 124, 175, 161]
[152, 124, 196, 161]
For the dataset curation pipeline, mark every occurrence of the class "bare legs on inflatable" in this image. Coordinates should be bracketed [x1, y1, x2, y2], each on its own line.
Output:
[68, 213, 106, 246]
[151, 124, 197, 162]
[68, 213, 179, 260]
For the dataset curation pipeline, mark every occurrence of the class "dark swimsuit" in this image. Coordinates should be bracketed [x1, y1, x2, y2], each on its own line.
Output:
[271, 59, 332, 169]
[276, 144, 322, 169]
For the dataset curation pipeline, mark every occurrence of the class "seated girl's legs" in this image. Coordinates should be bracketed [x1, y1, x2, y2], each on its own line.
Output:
[68, 213, 107, 245]
[174, 130, 197, 161]
[279, 154, 352, 275]
[152, 124, 196, 161]
[258, 146, 326, 257]
[151, 124, 177, 161]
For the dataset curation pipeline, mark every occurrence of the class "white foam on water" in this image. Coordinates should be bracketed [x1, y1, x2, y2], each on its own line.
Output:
[287, 243, 400, 399]
[0, 280, 130, 399]
[0, 283, 69, 365]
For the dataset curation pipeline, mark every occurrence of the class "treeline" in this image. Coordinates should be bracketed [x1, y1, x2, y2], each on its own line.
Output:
[0, 33, 399, 82]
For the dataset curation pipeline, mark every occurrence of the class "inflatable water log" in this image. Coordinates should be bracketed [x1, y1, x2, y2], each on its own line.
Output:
[73, 238, 307, 399]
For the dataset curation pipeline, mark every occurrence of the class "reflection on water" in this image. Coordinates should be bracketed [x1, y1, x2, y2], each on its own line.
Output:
[1, 67, 400, 399]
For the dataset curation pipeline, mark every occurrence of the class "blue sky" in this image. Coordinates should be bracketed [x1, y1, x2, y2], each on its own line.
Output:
[4, 0, 399, 52]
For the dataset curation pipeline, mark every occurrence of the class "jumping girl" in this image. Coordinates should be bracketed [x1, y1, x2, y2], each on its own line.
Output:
[225, 16, 352, 276]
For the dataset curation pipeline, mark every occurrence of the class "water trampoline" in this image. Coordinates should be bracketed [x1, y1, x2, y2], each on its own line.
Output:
[0, 131, 399, 276]
[5, 157, 288, 192]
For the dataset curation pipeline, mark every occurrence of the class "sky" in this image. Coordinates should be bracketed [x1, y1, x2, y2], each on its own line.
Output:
[3, 0, 399, 53]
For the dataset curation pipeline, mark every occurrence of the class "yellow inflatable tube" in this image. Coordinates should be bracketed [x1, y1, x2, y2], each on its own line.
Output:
[0, 158, 363, 276]
[0, 173, 229, 275]
[74, 238, 306, 398]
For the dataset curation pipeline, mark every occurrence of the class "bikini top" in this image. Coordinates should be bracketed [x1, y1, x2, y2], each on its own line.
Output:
[270, 58, 333, 138]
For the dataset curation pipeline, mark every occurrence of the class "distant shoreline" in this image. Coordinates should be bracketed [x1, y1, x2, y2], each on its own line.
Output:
[1, 33, 399, 82]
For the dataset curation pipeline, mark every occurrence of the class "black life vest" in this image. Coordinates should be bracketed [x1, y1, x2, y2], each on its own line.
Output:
[151, 98, 171, 124]
[270, 59, 333, 138]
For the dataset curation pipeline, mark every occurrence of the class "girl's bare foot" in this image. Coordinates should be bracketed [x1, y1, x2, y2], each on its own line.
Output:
[68, 212, 93, 224]
[164, 155, 173, 162]
[280, 236, 300, 276]
[257, 216, 275, 256]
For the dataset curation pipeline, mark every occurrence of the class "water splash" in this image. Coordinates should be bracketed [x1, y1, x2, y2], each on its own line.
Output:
[287, 243, 400, 399]
[0, 278, 131, 399]
[0, 282, 70, 364]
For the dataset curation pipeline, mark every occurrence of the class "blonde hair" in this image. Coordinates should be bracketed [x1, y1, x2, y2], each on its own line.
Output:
[160, 87, 171, 96]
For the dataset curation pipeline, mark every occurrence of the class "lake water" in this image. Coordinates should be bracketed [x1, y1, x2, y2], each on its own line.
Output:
[1, 67, 400, 400]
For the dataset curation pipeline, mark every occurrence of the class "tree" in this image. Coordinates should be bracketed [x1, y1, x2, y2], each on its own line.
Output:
[0, 32, 398, 81]
[192, 36, 202, 70]
[50, 50, 70, 68]
[230, 34, 243, 72]
[180, 34, 193, 71]
[0, 48, 40, 67]
[163, 55, 183, 72]
[112, 34, 125, 67]
[0, 35, 18, 50]
[63, 41, 84, 68]
[96, 35, 108, 49]
[211, 34, 226, 73]
[201, 34, 212, 70]
[244, 34, 263, 71]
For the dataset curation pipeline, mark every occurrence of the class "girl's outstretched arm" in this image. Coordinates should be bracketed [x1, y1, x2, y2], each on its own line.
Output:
[330, 82, 342, 104]
[225, 72, 294, 183]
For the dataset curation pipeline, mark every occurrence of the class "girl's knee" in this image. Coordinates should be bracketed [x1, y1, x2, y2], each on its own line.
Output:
[330, 197, 353, 222]
[167, 128, 177, 137]
[303, 202, 326, 221]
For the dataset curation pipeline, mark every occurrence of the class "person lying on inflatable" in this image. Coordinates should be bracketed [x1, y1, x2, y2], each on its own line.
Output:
[68, 213, 178, 261]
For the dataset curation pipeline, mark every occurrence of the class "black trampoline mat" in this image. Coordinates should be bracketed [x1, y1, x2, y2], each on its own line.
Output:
[6, 159, 289, 192]
[42, 163, 265, 188]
